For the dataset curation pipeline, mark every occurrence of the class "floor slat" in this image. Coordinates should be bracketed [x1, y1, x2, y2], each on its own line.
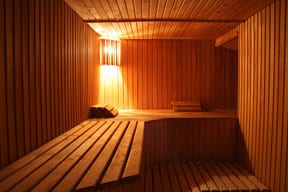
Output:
[143, 161, 270, 192]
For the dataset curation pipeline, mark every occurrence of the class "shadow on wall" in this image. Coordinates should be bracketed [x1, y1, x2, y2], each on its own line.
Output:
[237, 121, 253, 174]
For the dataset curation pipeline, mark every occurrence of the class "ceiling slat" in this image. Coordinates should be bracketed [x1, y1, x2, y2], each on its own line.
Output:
[162, 0, 175, 18]
[65, 0, 275, 39]
[116, 0, 129, 18]
[125, 0, 136, 18]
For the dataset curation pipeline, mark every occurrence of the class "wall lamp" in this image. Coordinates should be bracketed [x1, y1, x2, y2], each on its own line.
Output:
[100, 38, 120, 65]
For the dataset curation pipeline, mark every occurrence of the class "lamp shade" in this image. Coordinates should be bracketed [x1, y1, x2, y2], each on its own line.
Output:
[100, 39, 120, 65]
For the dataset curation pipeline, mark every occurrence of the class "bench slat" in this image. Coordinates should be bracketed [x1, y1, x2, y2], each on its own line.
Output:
[218, 162, 249, 190]
[101, 121, 137, 185]
[153, 165, 162, 192]
[181, 162, 200, 192]
[0, 118, 101, 192]
[233, 162, 271, 192]
[0, 120, 91, 182]
[188, 161, 209, 191]
[31, 121, 107, 192]
[196, 161, 219, 191]
[202, 161, 228, 190]
[10, 121, 101, 192]
[122, 121, 144, 179]
[76, 121, 129, 190]
[174, 162, 190, 191]
[209, 161, 238, 191]
[225, 162, 259, 191]
[53, 121, 116, 192]
[160, 163, 172, 191]
[0, 137, 74, 192]
[167, 162, 181, 191]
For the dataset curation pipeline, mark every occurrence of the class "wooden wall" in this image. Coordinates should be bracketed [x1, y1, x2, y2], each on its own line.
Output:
[238, 0, 288, 191]
[144, 118, 238, 168]
[99, 40, 238, 110]
[0, 0, 99, 169]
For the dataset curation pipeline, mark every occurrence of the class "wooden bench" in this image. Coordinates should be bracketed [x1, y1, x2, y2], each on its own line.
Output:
[0, 114, 271, 192]
[144, 161, 271, 192]
[0, 120, 145, 192]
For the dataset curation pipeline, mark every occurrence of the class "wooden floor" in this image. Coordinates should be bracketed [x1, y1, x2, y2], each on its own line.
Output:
[143, 161, 270, 192]
[101, 160, 270, 192]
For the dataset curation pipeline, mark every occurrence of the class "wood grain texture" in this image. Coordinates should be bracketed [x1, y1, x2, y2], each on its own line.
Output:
[0, 0, 99, 169]
[64, 0, 274, 39]
[0, 120, 144, 191]
[238, 0, 288, 191]
[143, 118, 238, 167]
[99, 40, 237, 110]
[0, 0, 8, 169]
[215, 26, 239, 48]
[139, 161, 270, 192]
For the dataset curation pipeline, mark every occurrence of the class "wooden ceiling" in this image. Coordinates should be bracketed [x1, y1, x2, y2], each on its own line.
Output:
[64, 0, 274, 39]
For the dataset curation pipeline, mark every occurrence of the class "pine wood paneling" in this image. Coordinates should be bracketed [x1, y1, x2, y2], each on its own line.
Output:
[99, 40, 237, 110]
[0, 0, 99, 169]
[0, 0, 8, 169]
[215, 26, 239, 48]
[144, 118, 238, 167]
[238, 0, 288, 191]
[65, 0, 274, 40]
[65, 0, 273, 21]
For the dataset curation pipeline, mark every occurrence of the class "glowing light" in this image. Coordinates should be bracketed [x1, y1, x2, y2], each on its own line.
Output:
[100, 65, 120, 80]
[104, 46, 113, 54]
[98, 65, 128, 108]
[100, 39, 121, 65]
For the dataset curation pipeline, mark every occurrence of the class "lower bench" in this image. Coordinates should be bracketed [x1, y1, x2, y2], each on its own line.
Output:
[0, 120, 144, 192]
[144, 161, 270, 192]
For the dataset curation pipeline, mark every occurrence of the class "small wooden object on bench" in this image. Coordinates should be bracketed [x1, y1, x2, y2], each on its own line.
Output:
[172, 101, 201, 111]
[90, 104, 119, 118]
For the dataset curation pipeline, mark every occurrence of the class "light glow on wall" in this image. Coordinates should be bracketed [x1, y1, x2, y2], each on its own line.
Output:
[98, 65, 127, 108]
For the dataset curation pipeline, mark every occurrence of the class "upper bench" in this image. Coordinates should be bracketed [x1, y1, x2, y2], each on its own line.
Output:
[0, 120, 144, 192]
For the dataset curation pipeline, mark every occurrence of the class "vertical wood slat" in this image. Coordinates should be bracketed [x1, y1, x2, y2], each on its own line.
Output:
[0, 0, 100, 169]
[238, 0, 288, 191]
[5, 0, 17, 163]
[102, 39, 237, 110]
[35, 0, 43, 146]
[144, 118, 238, 168]
[0, 0, 9, 168]
[29, 0, 37, 151]
[14, 0, 24, 159]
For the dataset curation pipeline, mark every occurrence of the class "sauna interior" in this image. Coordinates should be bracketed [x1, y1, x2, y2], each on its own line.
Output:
[0, 0, 287, 191]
